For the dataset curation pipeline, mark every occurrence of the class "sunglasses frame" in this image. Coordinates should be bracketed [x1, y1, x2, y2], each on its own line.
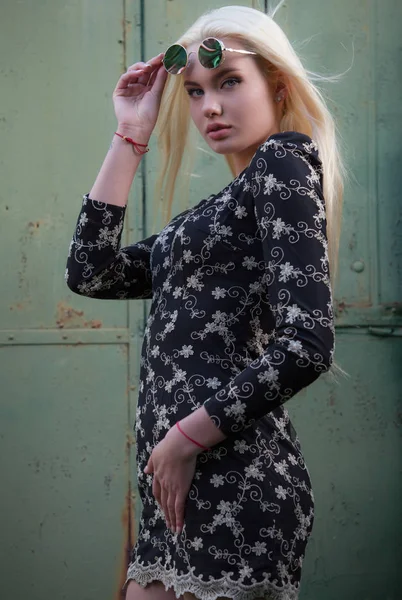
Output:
[163, 37, 257, 75]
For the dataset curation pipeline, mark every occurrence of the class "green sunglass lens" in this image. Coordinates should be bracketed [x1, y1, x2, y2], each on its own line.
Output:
[163, 44, 187, 74]
[198, 37, 223, 69]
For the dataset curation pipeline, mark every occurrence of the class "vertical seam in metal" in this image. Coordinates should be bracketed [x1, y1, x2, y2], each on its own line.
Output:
[369, 0, 380, 305]
[140, 0, 148, 327]
[122, 0, 127, 70]
[122, 0, 134, 580]
[373, 0, 380, 305]
[264, 0, 268, 13]
[122, 0, 130, 581]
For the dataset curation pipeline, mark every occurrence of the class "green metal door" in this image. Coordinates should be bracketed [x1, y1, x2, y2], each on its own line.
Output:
[0, 1, 400, 599]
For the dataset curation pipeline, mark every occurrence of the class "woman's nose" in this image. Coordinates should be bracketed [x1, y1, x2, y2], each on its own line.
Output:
[202, 96, 223, 118]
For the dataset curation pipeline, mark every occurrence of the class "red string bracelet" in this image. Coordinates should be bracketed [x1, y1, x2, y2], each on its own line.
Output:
[176, 421, 210, 451]
[114, 132, 149, 155]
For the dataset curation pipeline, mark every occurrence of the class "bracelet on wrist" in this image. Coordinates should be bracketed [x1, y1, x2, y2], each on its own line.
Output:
[114, 131, 149, 155]
[176, 421, 210, 452]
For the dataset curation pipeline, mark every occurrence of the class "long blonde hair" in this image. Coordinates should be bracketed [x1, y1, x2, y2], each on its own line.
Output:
[156, 4, 345, 290]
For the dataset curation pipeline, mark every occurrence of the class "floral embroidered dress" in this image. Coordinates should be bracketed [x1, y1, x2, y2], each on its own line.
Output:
[66, 131, 334, 600]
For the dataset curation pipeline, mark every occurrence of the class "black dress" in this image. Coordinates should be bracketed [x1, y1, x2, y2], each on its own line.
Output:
[66, 131, 334, 600]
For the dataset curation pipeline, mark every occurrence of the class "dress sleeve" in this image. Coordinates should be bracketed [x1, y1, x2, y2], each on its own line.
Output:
[65, 194, 158, 299]
[203, 135, 335, 436]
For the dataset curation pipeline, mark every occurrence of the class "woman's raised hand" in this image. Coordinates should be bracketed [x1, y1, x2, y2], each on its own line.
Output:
[113, 52, 168, 138]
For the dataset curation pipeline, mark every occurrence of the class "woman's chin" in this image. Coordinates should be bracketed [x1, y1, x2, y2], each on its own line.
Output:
[205, 137, 238, 155]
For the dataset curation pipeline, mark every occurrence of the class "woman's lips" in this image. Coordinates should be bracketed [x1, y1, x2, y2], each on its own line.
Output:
[207, 127, 232, 140]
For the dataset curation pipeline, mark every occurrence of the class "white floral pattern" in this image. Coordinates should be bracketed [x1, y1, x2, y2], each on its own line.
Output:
[66, 132, 334, 600]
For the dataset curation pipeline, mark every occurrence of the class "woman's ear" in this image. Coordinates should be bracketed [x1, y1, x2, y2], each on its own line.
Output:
[274, 79, 288, 103]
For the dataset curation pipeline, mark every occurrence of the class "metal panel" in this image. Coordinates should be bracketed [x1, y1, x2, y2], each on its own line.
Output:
[375, 0, 402, 306]
[0, 344, 130, 600]
[288, 332, 402, 598]
[0, 0, 132, 331]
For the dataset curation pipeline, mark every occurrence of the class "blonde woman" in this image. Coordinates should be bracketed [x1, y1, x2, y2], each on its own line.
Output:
[66, 4, 343, 600]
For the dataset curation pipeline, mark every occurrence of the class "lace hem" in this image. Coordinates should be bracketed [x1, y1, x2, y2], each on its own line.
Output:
[123, 558, 299, 600]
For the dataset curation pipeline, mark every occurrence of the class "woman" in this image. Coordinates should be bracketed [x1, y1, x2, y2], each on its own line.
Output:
[66, 4, 343, 600]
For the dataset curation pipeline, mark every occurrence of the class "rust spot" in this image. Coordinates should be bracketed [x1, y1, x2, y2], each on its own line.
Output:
[126, 432, 135, 458]
[18, 250, 28, 290]
[114, 431, 136, 599]
[26, 220, 44, 236]
[114, 482, 135, 600]
[9, 301, 29, 311]
[336, 300, 347, 315]
[27, 217, 52, 235]
[56, 302, 103, 329]
[56, 302, 84, 328]
[124, 19, 132, 35]
[89, 319, 102, 329]
[104, 474, 112, 495]
[335, 299, 372, 317]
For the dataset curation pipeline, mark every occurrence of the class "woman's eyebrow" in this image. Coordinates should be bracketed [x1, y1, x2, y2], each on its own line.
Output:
[183, 67, 240, 87]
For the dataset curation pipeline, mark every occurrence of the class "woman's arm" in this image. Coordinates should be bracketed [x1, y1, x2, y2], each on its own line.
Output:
[88, 125, 149, 208]
[66, 127, 157, 299]
[184, 135, 335, 439]
[65, 55, 168, 299]
[66, 194, 159, 299]
[66, 125, 159, 299]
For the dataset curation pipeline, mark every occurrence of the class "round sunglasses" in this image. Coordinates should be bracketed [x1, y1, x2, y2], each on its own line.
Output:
[163, 37, 257, 75]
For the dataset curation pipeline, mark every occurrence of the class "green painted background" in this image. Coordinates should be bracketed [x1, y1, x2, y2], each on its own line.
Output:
[0, 1, 401, 599]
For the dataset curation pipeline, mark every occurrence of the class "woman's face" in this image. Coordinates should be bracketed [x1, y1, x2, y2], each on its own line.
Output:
[183, 37, 283, 174]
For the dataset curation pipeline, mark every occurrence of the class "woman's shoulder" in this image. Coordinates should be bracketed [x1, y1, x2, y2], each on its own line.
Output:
[251, 130, 320, 167]
[211, 132, 321, 202]
[239, 130, 322, 187]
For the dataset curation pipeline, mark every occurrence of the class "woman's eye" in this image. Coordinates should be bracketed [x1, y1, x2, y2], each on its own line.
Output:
[187, 88, 203, 98]
[223, 77, 240, 88]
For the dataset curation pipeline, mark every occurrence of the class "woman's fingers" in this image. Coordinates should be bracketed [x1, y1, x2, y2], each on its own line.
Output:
[115, 53, 165, 95]
[160, 486, 170, 529]
[152, 476, 161, 507]
[167, 493, 176, 534]
[114, 69, 145, 94]
[126, 52, 163, 74]
[149, 63, 168, 97]
[175, 495, 186, 535]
